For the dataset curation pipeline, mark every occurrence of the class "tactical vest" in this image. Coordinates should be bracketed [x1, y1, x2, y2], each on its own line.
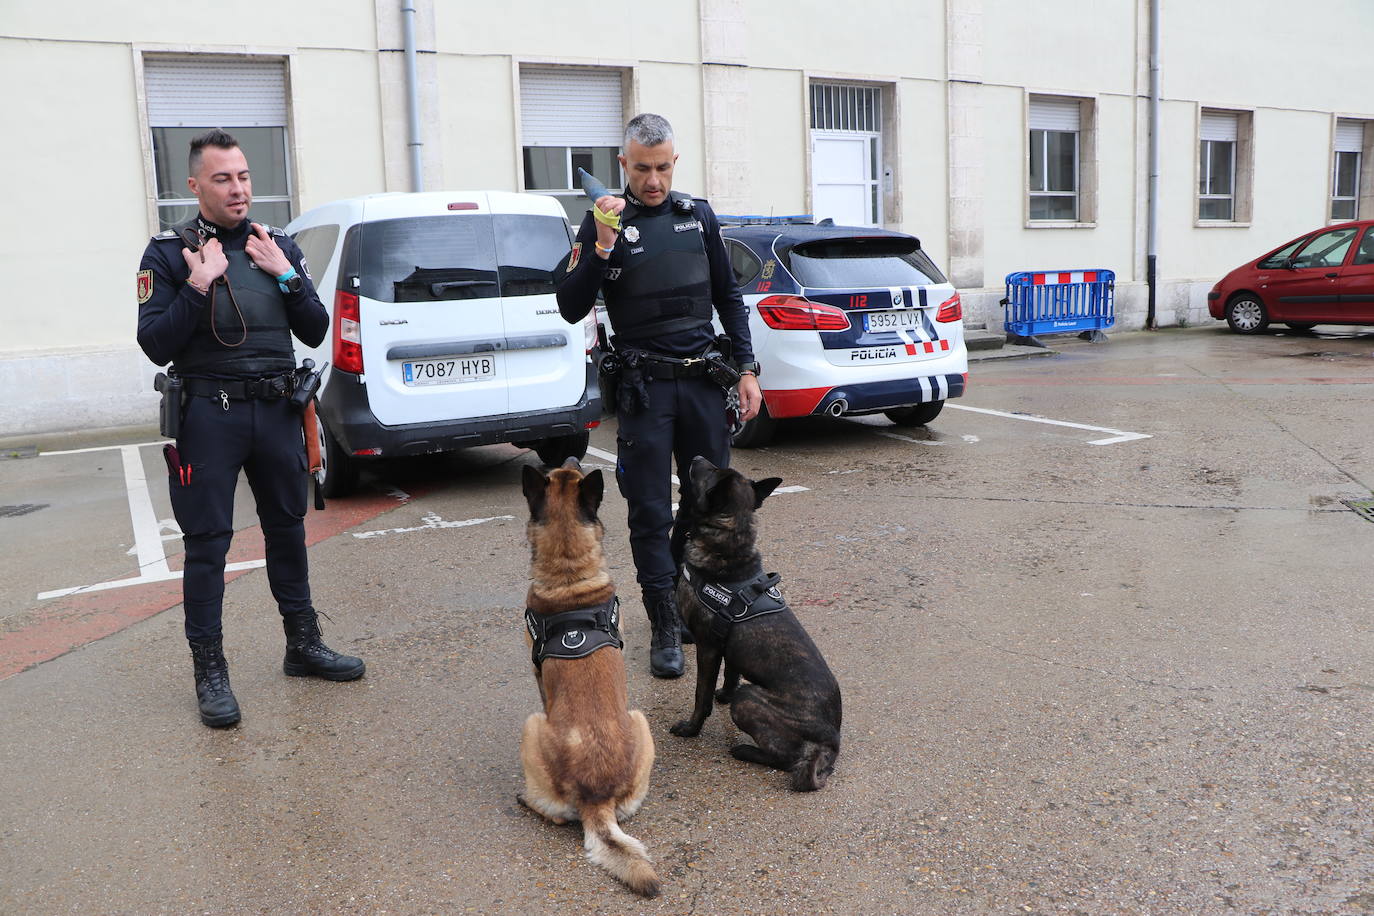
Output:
[172, 219, 296, 378]
[603, 192, 714, 341]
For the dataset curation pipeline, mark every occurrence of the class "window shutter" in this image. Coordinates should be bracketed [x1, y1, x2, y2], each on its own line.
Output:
[145, 56, 287, 127]
[520, 67, 623, 147]
[1029, 97, 1081, 132]
[1200, 111, 1239, 142]
[1335, 119, 1365, 153]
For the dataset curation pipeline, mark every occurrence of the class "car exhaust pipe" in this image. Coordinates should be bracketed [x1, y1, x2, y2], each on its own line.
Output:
[827, 399, 848, 417]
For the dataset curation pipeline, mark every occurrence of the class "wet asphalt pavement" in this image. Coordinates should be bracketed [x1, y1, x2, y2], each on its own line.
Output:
[2, 325, 1373, 915]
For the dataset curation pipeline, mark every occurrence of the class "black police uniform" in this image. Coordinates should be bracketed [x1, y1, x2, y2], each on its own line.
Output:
[137, 213, 364, 727]
[555, 189, 756, 677]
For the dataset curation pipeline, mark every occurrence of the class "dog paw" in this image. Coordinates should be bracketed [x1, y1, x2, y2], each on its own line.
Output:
[714, 688, 734, 704]
[669, 720, 701, 737]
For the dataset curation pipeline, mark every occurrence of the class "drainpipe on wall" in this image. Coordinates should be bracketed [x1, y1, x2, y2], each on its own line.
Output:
[1146, 0, 1160, 329]
[402, 0, 423, 192]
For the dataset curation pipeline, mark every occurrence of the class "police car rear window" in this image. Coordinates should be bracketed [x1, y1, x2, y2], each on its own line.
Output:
[784, 237, 947, 289]
[358, 215, 571, 303]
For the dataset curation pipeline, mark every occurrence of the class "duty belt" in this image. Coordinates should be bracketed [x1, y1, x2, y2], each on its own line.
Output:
[182, 373, 296, 401]
[681, 565, 789, 641]
[638, 352, 710, 379]
[524, 596, 622, 669]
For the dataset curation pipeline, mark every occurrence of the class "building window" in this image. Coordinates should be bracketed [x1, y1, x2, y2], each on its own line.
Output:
[1333, 119, 1365, 222]
[810, 82, 884, 227]
[519, 66, 624, 222]
[1028, 97, 1084, 221]
[1198, 109, 1252, 223]
[144, 56, 293, 231]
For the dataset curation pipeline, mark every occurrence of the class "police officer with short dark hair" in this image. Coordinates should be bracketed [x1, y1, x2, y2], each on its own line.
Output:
[555, 113, 763, 678]
[137, 128, 364, 727]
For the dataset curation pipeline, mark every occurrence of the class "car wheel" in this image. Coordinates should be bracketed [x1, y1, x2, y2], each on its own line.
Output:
[534, 431, 590, 467]
[884, 400, 945, 426]
[1285, 322, 1317, 332]
[1225, 294, 1269, 334]
[731, 403, 778, 449]
[317, 414, 359, 498]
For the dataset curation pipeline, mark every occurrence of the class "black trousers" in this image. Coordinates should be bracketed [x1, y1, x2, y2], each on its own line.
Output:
[169, 394, 311, 641]
[615, 374, 730, 594]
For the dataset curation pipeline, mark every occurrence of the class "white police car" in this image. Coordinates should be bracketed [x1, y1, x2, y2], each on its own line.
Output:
[286, 191, 600, 496]
[720, 219, 967, 447]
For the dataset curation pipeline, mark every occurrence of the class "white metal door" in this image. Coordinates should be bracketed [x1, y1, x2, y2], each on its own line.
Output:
[812, 131, 880, 227]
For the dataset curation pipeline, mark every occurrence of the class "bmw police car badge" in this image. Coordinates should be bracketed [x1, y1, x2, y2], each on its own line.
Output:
[624, 226, 640, 243]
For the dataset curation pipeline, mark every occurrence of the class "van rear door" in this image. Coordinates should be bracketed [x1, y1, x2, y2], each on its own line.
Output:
[355, 195, 508, 426]
[490, 196, 584, 415]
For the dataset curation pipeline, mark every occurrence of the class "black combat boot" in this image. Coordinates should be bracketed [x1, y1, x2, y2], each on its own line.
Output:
[642, 588, 684, 679]
[189, 637, 241, 728]
[282, 609, 366, 681]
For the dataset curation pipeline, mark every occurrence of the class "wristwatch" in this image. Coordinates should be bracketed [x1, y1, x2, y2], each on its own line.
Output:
[282, 274, 304, 294]
[738, 361, 761, 378]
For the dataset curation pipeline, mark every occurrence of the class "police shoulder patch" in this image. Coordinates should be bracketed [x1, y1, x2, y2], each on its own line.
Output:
[567, 241, 582, 273]
[268, 225, 286, 237]
[137, 269, 154, 304]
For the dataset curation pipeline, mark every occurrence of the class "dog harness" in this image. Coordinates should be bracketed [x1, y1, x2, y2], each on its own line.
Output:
[681, 565, 789, 641]
[524, 596, 622, 669]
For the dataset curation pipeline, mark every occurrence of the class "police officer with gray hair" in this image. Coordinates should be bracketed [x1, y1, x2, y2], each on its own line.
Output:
[136, 128, 364, 727]
[555, 113, 763, 678]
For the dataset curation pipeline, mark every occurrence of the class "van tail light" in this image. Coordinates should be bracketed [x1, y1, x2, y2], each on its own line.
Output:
[584, 312, 598, 354]
[936, 292, 963, 323]
[756, 295, 851, 331]
[333, 290, 364, 374]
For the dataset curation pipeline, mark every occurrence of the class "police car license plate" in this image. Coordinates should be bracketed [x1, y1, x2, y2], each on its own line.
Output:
[865, 310, 922, 331]
[402, 355, 496, 386]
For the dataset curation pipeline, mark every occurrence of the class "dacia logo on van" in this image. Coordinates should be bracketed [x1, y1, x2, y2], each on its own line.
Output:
[535, 308, 558, 315]
[379, 319, 408, 326]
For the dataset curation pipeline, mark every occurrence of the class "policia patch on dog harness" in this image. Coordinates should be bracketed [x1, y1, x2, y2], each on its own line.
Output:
[524, 596, 622, 668]
[682, 565, 788, 641]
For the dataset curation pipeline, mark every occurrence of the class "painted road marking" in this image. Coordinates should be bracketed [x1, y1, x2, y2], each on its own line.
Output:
[586, 445, 810, 495]
[38, 560, 267, 601]
[353, 512, 513, 539]
[946, 404, 1151, 446]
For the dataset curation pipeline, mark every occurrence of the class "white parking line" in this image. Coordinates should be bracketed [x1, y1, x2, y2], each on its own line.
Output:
[352, 513, 514, 539]
[945, 404, 1151, 446]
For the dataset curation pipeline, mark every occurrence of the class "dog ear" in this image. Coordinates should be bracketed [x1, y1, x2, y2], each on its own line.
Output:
[578, 468, 604, 520]
[752, 477, 783, 508]
[689, 455, 717, 495]
[521, 463, 549, 519]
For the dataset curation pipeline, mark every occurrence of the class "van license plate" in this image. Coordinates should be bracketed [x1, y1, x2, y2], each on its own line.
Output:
[403, 355, 497, 386]
[865, 310, 923, 331]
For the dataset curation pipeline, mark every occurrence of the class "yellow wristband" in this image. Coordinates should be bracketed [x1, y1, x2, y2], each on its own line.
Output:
[591, 205, 621, 232]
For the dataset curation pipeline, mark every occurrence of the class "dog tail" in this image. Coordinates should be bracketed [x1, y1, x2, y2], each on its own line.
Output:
[581, 801, 660, 897]
[789, 741, 839, 792]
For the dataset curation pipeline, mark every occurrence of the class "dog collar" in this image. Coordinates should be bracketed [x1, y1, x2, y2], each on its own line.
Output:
[524, 596, 622, 669]
[682, 565, 788, 641]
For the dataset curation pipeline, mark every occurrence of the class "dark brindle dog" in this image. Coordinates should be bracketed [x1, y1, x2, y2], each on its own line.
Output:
[518, 459, 658, 897]
[669, 456, 841, 791]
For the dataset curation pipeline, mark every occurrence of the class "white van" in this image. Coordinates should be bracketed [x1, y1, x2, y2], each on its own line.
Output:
[286, 191, 600, 496]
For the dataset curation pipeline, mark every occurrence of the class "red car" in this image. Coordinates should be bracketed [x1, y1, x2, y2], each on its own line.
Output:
[1208, 219, 1374, 333]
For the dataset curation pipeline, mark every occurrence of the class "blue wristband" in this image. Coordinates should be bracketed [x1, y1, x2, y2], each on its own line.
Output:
[276, 266, 298, 293]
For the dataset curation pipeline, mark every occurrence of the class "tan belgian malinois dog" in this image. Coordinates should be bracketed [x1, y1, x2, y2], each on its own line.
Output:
[518, 458, 659, 897]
